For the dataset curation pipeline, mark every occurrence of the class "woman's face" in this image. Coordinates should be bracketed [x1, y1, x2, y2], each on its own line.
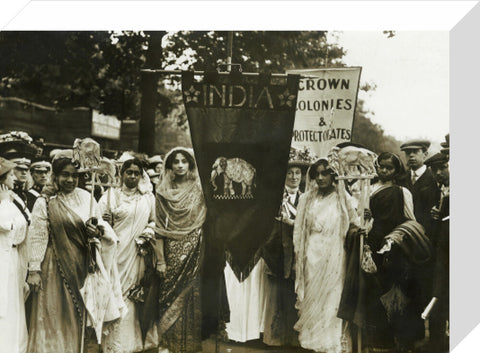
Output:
[56, 164, 79, 194]
[285, 167, 302, 189]
[377, 157, 397, 182]
[171, 152, 189, 177]
[1, 170, 17, 190]
[154, 163, 163, 174]
[123, 164, 142, 189]
[315, 164, 333, 190]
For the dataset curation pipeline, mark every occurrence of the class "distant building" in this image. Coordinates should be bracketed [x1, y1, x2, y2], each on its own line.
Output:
[0, 96, 139, 156]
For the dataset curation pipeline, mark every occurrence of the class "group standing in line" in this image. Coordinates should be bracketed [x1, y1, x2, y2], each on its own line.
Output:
[0, 129, 450, 353]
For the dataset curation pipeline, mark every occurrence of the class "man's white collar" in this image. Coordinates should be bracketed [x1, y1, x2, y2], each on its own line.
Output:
[412, 165, 427, 178]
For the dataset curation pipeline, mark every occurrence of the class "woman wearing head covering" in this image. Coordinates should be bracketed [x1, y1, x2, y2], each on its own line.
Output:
[262, 148, 313, 347]
[26, 157, 125, 353]
[99, 158, 162, 352]
[293, 158, 361, 353]
[155, 147, 206, 353]
[360, 152, 431, 352]
[0, 157, 29, 353]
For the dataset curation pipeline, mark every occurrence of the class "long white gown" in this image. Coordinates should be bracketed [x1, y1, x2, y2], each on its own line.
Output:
[293, 190, 357, 353]
[0, 192, 29, 353]
[98, 187, 159, 353]
[224, 258, 269, 342]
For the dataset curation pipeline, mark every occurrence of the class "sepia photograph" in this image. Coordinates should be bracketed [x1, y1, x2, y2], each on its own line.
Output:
[0, 4, 461, 351]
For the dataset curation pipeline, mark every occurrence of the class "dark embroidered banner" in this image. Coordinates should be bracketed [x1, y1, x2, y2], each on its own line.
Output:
[182, 71, 300, 280]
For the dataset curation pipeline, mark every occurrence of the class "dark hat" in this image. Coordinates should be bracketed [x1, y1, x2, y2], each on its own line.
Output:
[440, 133, 449, 155]
[0, 131, 37, 158]
[400, 139, 431, 151]
[440, 134, 449, 148]
[0, 157, 16, 177]
[424, 153, 448, 166]
[30, 156, 52, 172]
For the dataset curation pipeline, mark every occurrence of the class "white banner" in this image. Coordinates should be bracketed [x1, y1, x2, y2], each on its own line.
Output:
[287, 67, 362, 158]
[91, 110, 121, 140]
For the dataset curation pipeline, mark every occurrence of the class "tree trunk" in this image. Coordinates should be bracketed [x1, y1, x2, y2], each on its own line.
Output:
[139, 31, 166, 154]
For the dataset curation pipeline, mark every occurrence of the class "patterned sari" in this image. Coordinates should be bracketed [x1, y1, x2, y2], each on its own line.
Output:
[155, 148, 206, 353]
[27, 188, 124, 353]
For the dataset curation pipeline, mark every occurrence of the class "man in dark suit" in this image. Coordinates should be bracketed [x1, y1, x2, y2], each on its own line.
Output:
[400, 140, 441, 351]
[400, 140, 440, 236]
[424, 146, 450, 353]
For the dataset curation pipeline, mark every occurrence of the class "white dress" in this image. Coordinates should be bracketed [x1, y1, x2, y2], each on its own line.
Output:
[0, 192, 29, 353]
[293, 190, 357, 353]
[98, 187, 159, 353]
[224, 259, 269, 342]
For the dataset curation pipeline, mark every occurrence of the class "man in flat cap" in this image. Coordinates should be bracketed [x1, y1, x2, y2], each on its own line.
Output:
[401, 139, 440, 232]
[27, 157, 52, 212]
[424, 150, 450, 353]
[6, 153, 32, 208]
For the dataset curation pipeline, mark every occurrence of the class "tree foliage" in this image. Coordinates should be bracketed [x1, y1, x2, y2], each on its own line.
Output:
[0, 31, 400, 154]
[164, 31, 345, 73]
[0, 31, 148, 119]
[352, 100, 402, 154]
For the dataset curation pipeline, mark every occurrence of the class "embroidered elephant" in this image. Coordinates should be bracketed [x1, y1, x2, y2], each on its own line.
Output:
[211, 157, 256, 196]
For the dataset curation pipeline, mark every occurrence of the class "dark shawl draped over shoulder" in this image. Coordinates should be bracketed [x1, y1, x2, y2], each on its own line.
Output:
[338, 186, 407, 327]
[48, 196, 90, 320]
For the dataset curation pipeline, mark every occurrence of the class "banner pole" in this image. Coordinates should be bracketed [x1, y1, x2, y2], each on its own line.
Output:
[140, 68, 318, 79]
[227, 32, 233, 72]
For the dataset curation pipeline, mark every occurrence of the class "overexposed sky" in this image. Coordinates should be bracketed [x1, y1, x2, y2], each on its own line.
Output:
[332, 31, 449, 143]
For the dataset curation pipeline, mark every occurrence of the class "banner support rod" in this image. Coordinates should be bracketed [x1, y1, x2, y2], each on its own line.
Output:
[140, 68, 316, 79]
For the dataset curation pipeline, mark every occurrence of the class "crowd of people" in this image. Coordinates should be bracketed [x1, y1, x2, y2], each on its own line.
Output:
[0, 129, 449, 353]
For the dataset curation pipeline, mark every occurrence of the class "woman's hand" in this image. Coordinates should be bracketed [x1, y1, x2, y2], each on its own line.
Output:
[357, 228, 367, 238]
[102, 212, 113, 226]
[363, 208, 372, 221]
[85, 217, 99, 238]
[0, 185, 10, 202]
[430, 206, 441, 221]
[27, 271, 42, 293]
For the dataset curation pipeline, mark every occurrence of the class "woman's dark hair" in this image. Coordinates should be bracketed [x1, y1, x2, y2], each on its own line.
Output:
[120, 158, 145, 176]
[52, 158, 77, 176]
[376, 152, 406, 184]
[308, 159, 336, 181]
[164, 149, 196, 171]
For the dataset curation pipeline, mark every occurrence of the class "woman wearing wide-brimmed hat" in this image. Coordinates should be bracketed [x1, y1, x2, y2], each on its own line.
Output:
[262, 147, 314, 347]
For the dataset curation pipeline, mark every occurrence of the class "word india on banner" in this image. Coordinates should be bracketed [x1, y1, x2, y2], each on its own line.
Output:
[287, 67, 362, 157]
[182, 71, 300, 280]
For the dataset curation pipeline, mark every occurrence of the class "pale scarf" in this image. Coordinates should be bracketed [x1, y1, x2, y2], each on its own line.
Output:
[293, 159, 358, 304]
[154, 147, 206, 239]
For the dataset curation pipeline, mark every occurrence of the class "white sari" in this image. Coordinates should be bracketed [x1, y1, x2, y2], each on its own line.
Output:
[98, 187, 159, 352]
[293, 185, 358, 353]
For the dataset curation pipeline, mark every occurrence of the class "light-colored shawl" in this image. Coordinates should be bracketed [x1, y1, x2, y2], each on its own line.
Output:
[293, 159, 359, 304]
[154, 147, 206, 240]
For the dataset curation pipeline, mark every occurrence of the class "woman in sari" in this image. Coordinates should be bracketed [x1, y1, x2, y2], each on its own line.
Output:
[362, 152, 430, 352]
[293, 158, 360, 353]
[99, 158, 162, 352]
[0, 157, 29, 353]
[155, 147, 206, 353]
[26, 157, 125, 353]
